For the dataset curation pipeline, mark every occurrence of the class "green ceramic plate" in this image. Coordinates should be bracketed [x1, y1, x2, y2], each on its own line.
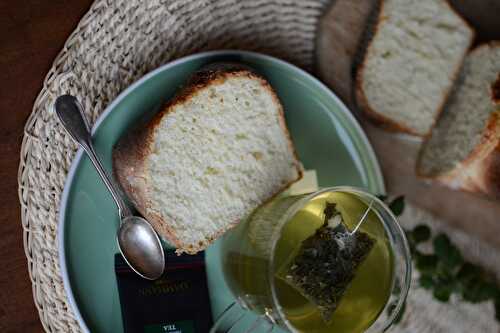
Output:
[59, 51, 385, 333]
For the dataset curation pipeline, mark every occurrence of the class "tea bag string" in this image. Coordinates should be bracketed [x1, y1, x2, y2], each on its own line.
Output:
[349, 200, 374, 235]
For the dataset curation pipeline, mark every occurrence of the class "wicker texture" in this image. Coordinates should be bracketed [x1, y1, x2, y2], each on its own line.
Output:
[17, 0, 500, 332]
[18, 0, 329, 331]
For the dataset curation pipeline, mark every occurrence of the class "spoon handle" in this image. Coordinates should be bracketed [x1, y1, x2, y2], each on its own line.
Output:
[54, 95, 132, 219]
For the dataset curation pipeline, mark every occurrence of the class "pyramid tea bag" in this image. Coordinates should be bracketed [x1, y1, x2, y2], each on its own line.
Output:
[281, 202, 375, 322]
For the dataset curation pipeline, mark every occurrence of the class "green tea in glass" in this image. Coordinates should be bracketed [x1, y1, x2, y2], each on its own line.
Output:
[219, 187, 411, 333]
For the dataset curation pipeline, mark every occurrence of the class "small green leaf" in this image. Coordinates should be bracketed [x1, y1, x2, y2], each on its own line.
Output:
[433, 234, 451, 257]
[462, 280, 496, 303]
[446, 249, 463, 270]
[419, 274, 435, 289]
[477, 282, 497, 300]
[377, 194, 388, 202]
[389, 196, 405, 216]
[412, 225, 431, 243]
[433, 284, 452, 302]
[416, 253, 438, 273]
[436, 259, 455, 284]
[456, 263, 482, 284]
[433, 234, 463, 269]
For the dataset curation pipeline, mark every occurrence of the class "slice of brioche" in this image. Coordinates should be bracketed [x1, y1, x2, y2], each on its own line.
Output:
[356, 0, 474, 136]
[113, 64, 302, 254]
[417, 43, 500, 199]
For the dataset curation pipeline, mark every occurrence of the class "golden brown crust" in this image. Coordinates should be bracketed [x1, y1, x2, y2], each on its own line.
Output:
[355, 0, 475, 137]
[462, 87, 500, 199]
[113, 63, 302, 254]
[458, 144, 500, 200]
[354, 0, 416, 134]
[112, 123, 150, 213]
[315, 0, 381, 109]
[149, 63, 259, 129]
[113, 117, 184, 249]
[477, 143, 500, 199]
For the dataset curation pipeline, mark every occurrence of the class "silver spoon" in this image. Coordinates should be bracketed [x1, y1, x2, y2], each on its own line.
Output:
[55, 95, 165, 280]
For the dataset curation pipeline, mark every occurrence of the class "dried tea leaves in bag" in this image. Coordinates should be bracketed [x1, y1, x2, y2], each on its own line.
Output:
[283, 202, 375, 322]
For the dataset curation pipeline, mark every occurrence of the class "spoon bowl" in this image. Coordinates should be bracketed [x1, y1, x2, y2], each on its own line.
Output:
[118, 216, 165, 280]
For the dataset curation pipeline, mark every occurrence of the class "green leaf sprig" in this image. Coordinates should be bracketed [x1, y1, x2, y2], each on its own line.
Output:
[382, 195, 500, 323]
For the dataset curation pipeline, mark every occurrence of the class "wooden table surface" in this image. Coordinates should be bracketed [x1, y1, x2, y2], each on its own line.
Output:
[0, 1, 92, 331]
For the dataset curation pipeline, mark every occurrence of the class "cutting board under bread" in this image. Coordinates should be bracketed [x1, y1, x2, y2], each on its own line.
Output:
[316, 0, 500, 249]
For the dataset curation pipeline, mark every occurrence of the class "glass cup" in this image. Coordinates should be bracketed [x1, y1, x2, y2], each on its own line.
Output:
[217, 186, 412, 333]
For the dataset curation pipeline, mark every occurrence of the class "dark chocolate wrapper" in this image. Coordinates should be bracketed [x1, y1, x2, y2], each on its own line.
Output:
[115, 250, 213, 333]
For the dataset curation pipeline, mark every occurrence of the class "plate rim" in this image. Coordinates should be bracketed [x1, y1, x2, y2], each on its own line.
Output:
[57, 50, 386, 333]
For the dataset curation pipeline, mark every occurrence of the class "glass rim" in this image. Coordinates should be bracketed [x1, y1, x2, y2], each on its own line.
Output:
[266, 186, 412, 333]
